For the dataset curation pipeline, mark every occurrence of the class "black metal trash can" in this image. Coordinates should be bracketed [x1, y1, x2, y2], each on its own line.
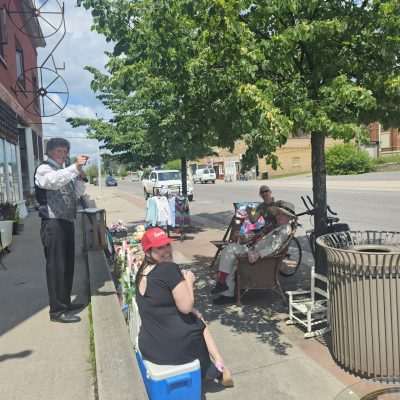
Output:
[317, 231, 400, 379]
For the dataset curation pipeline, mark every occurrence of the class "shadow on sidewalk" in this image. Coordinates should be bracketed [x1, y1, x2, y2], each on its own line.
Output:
[0, 214, 91, 337]
[192, 211, 233, 230]
[0, 350, 33, 362]
[190, 254, 291, 355]
[186, 236, 315, 356]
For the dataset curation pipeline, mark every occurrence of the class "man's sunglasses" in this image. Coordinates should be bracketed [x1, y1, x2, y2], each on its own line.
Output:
[260, 190, 271, 194]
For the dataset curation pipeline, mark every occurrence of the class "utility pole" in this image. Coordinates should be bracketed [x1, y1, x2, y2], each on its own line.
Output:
[378, 122, 381, 159]
[97, 143, 102, 193]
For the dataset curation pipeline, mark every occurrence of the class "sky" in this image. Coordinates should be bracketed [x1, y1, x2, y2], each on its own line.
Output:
[37, 1, 112, 163]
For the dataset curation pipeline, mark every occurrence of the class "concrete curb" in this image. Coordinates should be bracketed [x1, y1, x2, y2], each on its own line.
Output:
[88, 250, 148, 400]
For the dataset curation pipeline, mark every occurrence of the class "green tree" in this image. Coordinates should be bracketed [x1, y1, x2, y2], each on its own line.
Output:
[73, 0, 400, 273]
[239, 0, 400, 271]
[118, 166, 128, 178]
[326, 143, 373, 175]
[164, 159, 181, 170]
[71, 0, 291, 196]
[85, 164, 98, 180]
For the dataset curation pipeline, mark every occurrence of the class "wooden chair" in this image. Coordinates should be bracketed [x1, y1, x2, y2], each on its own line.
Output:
[210, 215, 238, 268]
[236, 251, 288, 305]
[286, 266, 329, 338]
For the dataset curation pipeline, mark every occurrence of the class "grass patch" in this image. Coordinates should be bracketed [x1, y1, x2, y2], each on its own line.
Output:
[375, 154, 400, 165]
[88, 304, 99, 400]
[268, 171, 310, 180]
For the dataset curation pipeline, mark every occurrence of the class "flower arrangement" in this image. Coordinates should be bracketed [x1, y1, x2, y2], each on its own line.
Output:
[0, 203, 17, 221]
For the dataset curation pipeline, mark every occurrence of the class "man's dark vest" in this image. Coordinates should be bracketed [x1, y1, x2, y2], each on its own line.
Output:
[34, 161, 77, 221]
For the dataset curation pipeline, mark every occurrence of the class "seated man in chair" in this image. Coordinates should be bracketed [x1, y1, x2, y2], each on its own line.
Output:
[212, 204, 295, 305]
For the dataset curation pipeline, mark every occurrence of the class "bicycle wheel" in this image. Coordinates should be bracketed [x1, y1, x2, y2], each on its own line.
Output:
[280, 236, 302, 277]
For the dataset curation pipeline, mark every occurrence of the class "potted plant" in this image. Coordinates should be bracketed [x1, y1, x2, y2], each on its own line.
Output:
[13, 211, 24, 235]
[0, 202, 16, 249]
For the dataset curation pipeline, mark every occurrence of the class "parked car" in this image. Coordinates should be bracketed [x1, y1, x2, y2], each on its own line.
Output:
[142, 169, 194, 201]
[194, 168, 216, 184]
[105, 175, 118, 187]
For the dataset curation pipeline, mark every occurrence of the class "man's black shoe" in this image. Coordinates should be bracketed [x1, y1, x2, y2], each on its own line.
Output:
[68, 303, 85, 311]
[211, 281, 229, 295]
[212, 295, 235, 305]
[50, 312, 81, 323]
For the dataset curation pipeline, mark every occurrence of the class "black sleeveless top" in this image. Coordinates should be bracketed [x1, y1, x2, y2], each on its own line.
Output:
[136, 262, 209, 366]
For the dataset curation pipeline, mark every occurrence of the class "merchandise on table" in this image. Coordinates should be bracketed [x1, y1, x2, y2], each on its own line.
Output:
[109, 220, 128, 238]
[145, 192, 190, 230]
[175, 195, 190, 227]
[146, 195, 173, 227]
[110, 223, 146, 309]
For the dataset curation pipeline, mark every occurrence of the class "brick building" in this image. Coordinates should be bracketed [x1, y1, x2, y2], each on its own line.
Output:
[192, 138, 341, 180]
[0, 0, 45, 210]
[369, 122, 400, 153]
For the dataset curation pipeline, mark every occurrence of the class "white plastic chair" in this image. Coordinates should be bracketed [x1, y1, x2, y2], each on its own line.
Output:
[286, 266, 330, 338]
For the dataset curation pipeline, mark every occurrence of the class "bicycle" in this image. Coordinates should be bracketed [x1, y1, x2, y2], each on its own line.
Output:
[298, 195, 350, 258]
[279, 196, 350, 277]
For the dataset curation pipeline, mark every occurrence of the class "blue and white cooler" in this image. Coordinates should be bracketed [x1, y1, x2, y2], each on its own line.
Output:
[136, 351, 201, 400]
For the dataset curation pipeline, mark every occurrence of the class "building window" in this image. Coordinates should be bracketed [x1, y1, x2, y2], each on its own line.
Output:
[32, 131, 39, 163]
[38, 137, 43, 161]
[16, 43, 25, 88]
[32, 73, 40, 112]
[0, 138, 6, 203]
[5, 141, 20, 203]
[0, 8, 7, 60]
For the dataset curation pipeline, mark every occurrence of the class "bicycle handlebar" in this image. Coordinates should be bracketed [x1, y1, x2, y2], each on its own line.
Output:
[299, 195, 338, 217]
[306, 195, 315, 208]
[327, 205, 338, 216]
[301, 196, 311, 212]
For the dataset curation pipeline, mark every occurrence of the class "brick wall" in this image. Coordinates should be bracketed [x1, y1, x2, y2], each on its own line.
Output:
[369, 122, 379, 143]
[368, 122, 400, 151]
[0, 0, 43, 136]
[391, 128, 400, 150]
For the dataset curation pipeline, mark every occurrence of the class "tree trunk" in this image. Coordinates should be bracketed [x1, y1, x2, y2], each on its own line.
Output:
[181, 157, 188, 196]
[311, 133, 328, 275]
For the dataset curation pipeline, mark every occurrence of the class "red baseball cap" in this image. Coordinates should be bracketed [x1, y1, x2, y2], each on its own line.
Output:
[141, 228, 172, 252]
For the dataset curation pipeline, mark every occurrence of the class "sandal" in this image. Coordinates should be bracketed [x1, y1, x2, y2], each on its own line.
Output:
[215, 362, 234, 387]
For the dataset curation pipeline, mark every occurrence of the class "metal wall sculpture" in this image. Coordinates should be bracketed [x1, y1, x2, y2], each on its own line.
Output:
[9, 0, 69, 118]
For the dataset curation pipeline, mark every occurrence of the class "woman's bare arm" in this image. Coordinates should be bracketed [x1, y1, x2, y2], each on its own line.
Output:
[172, 271, 195, 314]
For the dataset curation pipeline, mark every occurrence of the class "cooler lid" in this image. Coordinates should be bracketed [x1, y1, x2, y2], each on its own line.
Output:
[143, 359, 200, 381]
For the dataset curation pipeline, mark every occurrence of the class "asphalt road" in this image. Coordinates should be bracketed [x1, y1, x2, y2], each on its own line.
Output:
[117, 171, 400, 232]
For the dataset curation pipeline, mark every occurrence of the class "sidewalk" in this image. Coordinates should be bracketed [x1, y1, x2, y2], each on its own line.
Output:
[0, 215, 93, 400]
[89, 186, 362, 400]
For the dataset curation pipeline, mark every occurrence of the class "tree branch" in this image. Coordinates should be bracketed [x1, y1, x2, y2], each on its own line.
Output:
[238, 13, 270, 39]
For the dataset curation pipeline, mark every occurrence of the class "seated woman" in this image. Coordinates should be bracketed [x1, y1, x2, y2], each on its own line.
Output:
[212, 205, 295, 305]
[136, 228, 233, 387]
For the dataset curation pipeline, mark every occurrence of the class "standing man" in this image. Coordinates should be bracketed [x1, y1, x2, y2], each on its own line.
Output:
[35, 138, 89, 323]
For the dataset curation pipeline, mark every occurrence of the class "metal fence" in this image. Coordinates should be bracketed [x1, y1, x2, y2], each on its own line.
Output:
[317, 231, 400, 379]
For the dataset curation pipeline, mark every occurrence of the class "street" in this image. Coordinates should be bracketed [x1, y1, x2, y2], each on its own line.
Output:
[116, 170, 400, 232]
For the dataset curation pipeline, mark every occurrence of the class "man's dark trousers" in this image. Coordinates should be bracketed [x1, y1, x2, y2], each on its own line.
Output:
[41, 219, 75, 316]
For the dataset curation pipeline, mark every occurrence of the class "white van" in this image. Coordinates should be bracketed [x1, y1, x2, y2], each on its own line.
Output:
[194, 168, 216, 184]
